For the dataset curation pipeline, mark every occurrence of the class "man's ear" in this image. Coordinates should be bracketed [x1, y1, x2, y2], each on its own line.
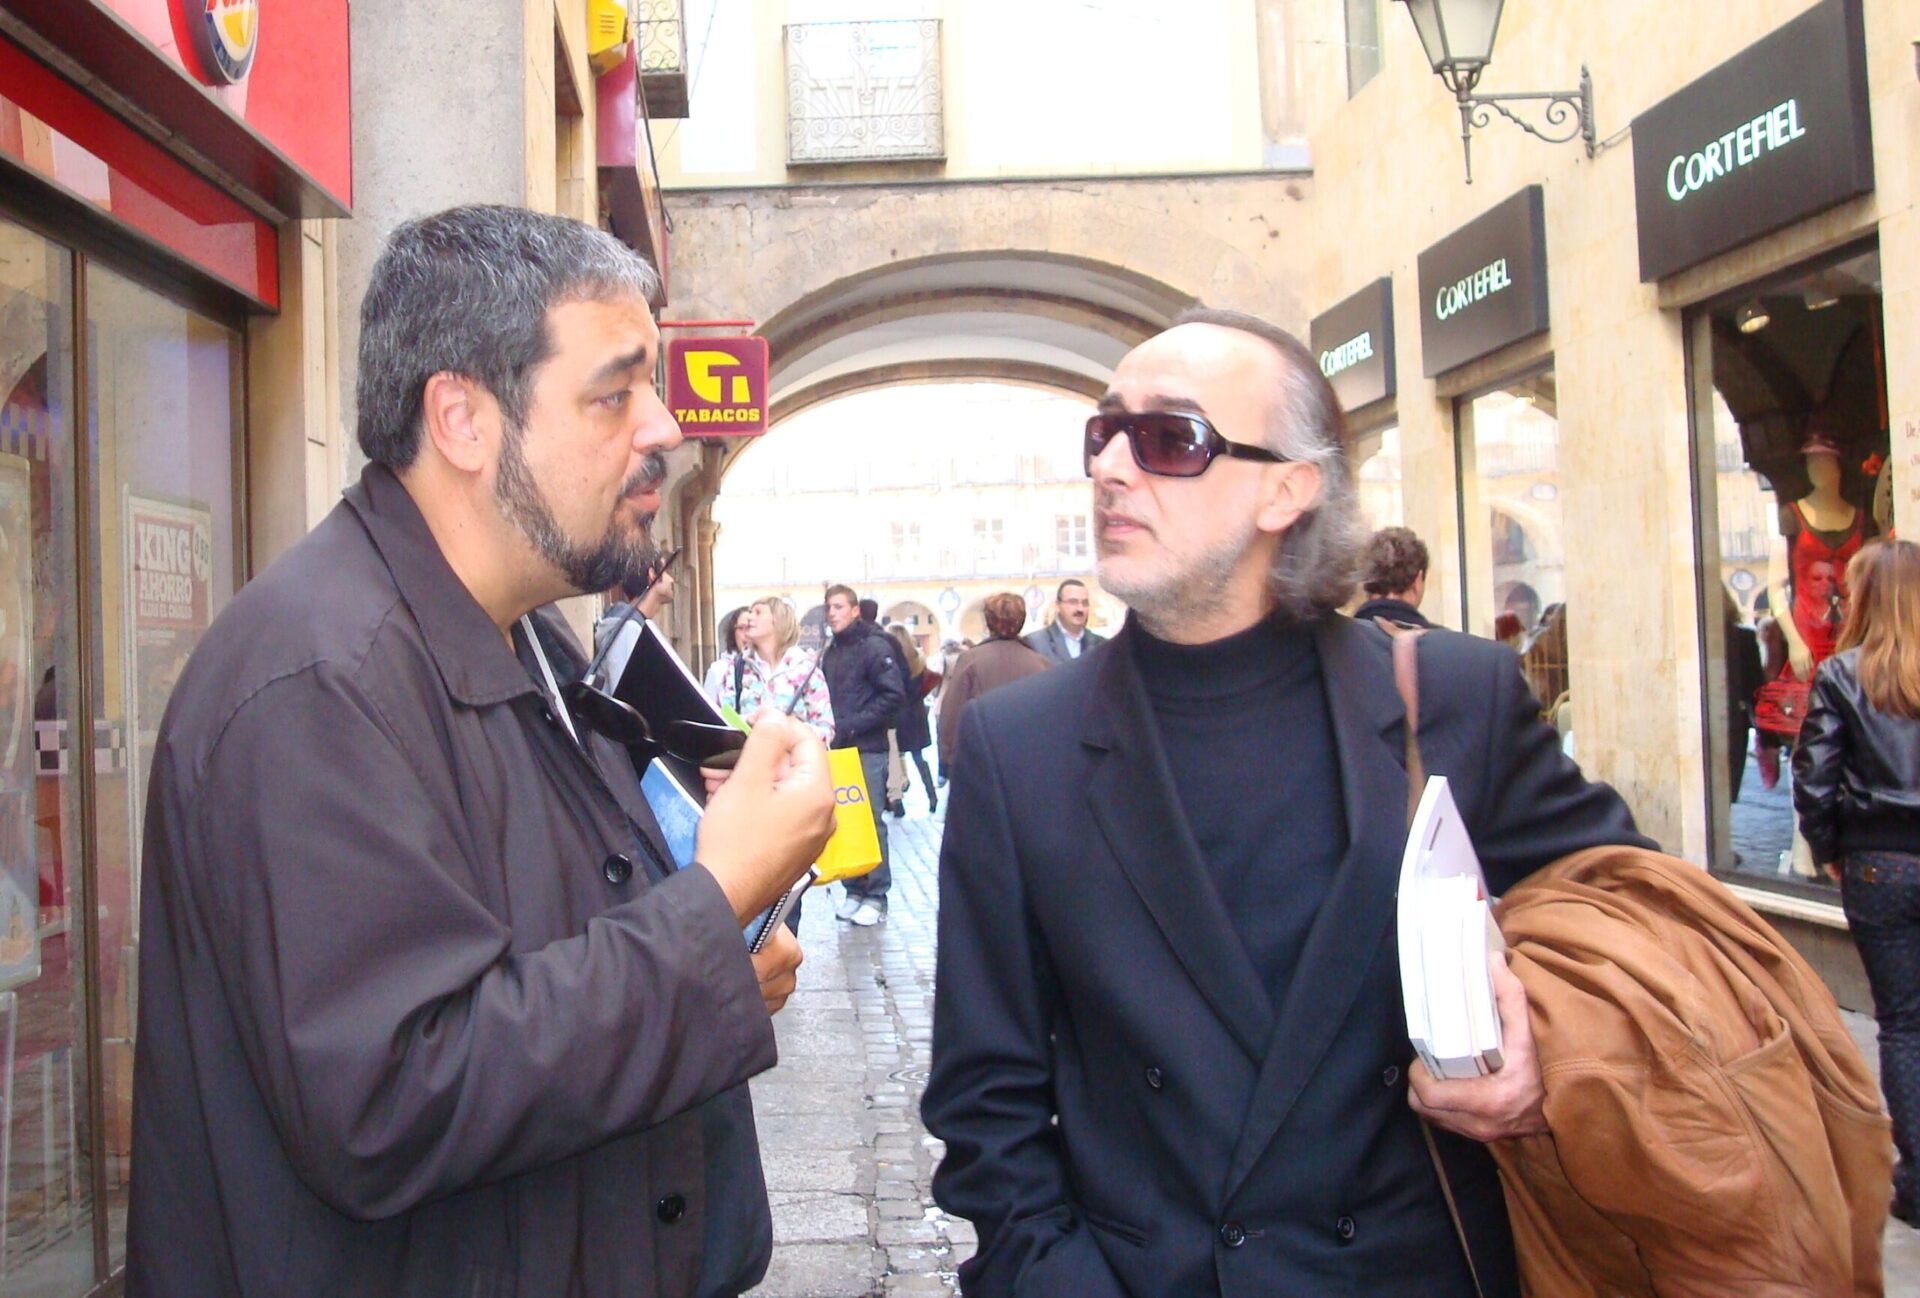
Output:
[1254, 460, 1323, 536]
[420, 372, 494, 476]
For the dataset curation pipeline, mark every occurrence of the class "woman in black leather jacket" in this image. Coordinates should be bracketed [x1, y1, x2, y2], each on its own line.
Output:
[1794, 538, 1920, 1224]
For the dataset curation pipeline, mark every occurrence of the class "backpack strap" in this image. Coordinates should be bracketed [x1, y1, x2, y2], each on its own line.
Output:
[1386, 624, 1487, 1298]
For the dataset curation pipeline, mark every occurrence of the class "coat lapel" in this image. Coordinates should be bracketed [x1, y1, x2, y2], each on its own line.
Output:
[1083, 627, 1275, 1060]
[1221, 615, 1410, 1200]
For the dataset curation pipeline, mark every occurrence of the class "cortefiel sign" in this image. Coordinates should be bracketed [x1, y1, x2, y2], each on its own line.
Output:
[1630, 0, 1872, 283]
[666, 337, 770, 437]
[1308, 278, 1395, 413]
[1416, 187, 1550, 378]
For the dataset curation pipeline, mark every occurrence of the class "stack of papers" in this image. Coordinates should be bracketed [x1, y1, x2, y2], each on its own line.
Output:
[1396, 776, 1506, 1080]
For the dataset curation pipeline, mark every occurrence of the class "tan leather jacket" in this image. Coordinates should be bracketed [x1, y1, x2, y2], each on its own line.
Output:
[1490, 846, 1892, 1297]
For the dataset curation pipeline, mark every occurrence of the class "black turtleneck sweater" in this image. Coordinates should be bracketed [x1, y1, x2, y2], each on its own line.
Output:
[1134, 612, 1348, 1013]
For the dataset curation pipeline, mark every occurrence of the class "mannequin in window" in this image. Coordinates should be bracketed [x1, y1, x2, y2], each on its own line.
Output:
[1767, 431, 1869, 682]
[1765, 429, 1872, 878]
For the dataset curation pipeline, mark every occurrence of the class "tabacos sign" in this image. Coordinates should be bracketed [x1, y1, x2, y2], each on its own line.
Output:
[666, 336, 770, 437]
[1631, 0, 1872, 282]
[1416, 187, 1550, 378]
[1308, 278, 1395, 413]
[183, 0, 260, 84]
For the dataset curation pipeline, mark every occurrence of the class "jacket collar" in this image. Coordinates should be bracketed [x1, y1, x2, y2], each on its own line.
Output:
[1221, 613, 1410, 1198]
[1080, 617, 1275, 1059]
[343, 465, 543, 708]
[1080, 612, 1414, 1193]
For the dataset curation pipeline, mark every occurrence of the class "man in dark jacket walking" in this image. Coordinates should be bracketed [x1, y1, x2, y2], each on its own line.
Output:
[1352, 525, 1433, 630]
[126, 206, 835, 1298]
[820, 583, 904, 925]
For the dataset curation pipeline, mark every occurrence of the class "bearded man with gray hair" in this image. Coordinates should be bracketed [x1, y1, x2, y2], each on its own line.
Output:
[126, 206, 834, 1297]
[922, 308, 1650, 1297]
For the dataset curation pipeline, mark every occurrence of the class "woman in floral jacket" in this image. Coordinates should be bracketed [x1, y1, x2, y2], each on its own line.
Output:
[706, 595, 835, 745]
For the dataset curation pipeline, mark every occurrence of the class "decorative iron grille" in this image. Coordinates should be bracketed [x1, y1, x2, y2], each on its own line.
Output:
[635, 0, 686, 74]
[785, 20, 944, 164]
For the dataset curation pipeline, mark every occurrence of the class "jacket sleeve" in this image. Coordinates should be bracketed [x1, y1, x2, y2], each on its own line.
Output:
[922, 715, 1131, 1298]
[1462, 639, 1655, 894]
[190, 664, 776, 1220]
[1791, 664, 1848, 865]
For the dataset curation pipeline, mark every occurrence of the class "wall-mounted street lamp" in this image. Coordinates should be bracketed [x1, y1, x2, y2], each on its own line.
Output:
[1393, 0, 1595, 184]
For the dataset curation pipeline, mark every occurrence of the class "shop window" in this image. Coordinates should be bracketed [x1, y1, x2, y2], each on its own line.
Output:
[1352, 424, 1404, 530]
[1456, 371, 1566, 727]
[1688, 244, 1887, 895]
[0, 215, 95, 1295]
[85, 262, 241, 1270]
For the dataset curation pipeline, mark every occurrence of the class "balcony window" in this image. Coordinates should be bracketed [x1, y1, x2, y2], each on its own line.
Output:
[1055, 514, 1088, 560]
[785, 20, 945, 164]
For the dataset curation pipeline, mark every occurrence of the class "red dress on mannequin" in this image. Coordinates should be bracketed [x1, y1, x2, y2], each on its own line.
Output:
[1785, 500, 1866, 671]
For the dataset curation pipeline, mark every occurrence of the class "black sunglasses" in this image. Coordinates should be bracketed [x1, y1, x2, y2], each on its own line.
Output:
[562, 604, 747, 766]
[1084, 410, 1285, 479]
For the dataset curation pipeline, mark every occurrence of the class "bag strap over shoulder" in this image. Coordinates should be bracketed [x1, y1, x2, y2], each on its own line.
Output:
[1383, 623, 1487, 1298]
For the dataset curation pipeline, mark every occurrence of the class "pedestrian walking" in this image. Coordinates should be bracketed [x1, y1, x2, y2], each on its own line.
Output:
[125, 205, 835, 1298]
[922, 307, 1649, 1297]
[935, 593, 1047, 775]
[1023, 578, 1106, 664]
[1793, 537, 1920, 1225]
[885, 623, 936, 816]
[819, 583, 904, 926]
[1353, 525, 1433, 630]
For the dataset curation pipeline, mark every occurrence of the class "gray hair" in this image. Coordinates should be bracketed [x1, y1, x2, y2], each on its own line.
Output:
[1171, 306, 1368, 620]
[355, 204, 662, 468]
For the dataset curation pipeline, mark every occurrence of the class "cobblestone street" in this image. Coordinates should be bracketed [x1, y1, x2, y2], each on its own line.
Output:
[747, 786, 968, 1298]
[747, 789, 1920, 1298]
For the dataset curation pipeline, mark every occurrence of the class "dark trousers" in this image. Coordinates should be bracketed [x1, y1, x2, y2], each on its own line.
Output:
[1842, 849, 1920, 1204]
[847, 748, 892, 902]
[901, 747, 935, 805]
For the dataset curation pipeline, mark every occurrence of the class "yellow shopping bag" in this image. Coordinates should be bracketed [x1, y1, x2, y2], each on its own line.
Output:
[814, 748, 882, 884]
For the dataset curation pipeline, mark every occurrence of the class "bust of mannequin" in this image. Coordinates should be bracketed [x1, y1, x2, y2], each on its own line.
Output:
[1766, 443, 1858, 679]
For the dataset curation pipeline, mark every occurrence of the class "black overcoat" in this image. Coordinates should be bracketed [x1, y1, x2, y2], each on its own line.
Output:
[923, 614, 1651, 1297]
[127, 466, 777, 1297]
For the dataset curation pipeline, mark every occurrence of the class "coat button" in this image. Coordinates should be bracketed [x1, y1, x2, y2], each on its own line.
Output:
[1335, 1214, 1356, 1243]
[1145, 1066, 1164, 1090]
[604, 852, 633, 884]
[656, 1193, 686, 1224]
[1218, 1221, 1246, 1249]
[1382, 1064, 1400, 1087]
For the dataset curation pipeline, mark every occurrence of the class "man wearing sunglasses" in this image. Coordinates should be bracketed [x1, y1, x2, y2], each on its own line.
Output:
[127, 206, 834, 1298]
[924, 309, 1650, 1298]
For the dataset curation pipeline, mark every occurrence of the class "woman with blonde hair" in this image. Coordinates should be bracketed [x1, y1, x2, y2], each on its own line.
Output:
[703, 596, 835, 744]
[1794, 538, 1920, 1224]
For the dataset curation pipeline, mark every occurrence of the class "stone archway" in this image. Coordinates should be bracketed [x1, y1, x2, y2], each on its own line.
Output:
[661, 174, 1316, 667]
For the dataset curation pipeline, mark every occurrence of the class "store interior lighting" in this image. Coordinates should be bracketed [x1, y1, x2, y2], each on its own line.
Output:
[1803, 284, 1842, 311]
[1735, 300, 1772, 334]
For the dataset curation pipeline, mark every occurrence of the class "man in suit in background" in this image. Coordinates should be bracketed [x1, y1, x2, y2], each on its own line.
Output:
[923, 308, 1650, 1297]
[1023, 578, 1106, 665]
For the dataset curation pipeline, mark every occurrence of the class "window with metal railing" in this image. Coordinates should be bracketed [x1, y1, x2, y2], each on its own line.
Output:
[785, 20, 945, 164]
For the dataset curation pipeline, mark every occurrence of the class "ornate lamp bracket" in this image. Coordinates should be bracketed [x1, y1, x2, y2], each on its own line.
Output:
[1451, 65, 1595, 183]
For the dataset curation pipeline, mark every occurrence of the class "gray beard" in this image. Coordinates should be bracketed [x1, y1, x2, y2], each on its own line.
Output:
[494, 421, 663, 596]
[1098, 512, 1256, 640]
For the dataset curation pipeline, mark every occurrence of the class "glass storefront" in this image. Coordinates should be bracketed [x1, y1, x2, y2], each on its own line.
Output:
[1456, 370, 1568, 732]
[1352, 423, 1404, 530]
[1689, 243, 1887, 894]
[0, 215, 240, 1291]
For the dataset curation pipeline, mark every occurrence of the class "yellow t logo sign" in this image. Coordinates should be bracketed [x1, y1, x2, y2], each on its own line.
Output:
[685, 351, 750, 404]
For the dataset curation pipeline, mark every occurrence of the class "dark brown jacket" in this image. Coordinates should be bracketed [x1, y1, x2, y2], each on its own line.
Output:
[937, 637, 1048, 768]
[1492, 846, 1892, 1297]
[127, 466, 778, 1297]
